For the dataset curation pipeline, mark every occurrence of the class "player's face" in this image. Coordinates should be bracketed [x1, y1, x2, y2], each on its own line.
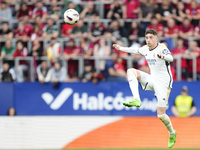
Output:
[145, 34, 158, 48]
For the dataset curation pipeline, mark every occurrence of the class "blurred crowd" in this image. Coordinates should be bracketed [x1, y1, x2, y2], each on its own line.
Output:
[0, 0, 200, 84]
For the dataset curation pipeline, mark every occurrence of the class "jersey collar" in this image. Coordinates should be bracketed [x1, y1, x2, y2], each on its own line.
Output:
[149, 43, 158, 51]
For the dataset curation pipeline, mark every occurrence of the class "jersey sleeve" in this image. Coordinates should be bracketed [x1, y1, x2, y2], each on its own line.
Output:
[119, 45, 147, 55]
[159, 43, 173, 62]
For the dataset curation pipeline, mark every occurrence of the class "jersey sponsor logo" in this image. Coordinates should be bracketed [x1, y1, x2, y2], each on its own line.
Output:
[147, 59, 156, 65]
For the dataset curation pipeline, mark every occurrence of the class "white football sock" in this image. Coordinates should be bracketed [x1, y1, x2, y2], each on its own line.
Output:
[158, 114, 175, 136]
[127, 69, 141, 101]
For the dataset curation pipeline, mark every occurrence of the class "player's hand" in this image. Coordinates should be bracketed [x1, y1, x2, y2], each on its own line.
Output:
[157, 53, 165, 59]
[113, 44, 121, 50]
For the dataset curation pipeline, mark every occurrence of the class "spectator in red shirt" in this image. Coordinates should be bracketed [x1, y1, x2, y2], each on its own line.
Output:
[79, 38, 94, 60]
[15, 15, 33, 42]
[164, 18, 179, 38]
[124, 0, 140, 19]
[13, 40, 28, 82]
[179, 17, 194, 40]
[89, 16, 106, 43]
[32, 0, 48, 21]
[170, 65, 177, 81]
[114, 56, 127, 78]
[35, 16, 46, 33]
[17, 2, 32, 21]
[172, 38, 187, 80]
[15, 24, 27, 42]
[63, 39, 81, 76]
[31, 24, 43, 41]
[183, 0, 192, 11]
[61, 23, 76, 38]
[183, 40, 200, 81]
[147, 16, 164, 37]
[185, 0, 200, 27]
[194, 20, 200, 38]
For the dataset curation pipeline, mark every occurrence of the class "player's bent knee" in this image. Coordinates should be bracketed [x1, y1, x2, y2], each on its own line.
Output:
[127, 68, 137, 78]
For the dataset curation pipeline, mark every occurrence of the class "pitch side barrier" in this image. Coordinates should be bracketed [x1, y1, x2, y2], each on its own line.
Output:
[0, 81, 199, 116]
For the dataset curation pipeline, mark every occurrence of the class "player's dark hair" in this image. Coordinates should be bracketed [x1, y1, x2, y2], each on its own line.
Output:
[145, 29, 157, 36]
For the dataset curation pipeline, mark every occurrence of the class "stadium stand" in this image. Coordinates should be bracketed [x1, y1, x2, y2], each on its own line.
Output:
[0, 0, 200, 82]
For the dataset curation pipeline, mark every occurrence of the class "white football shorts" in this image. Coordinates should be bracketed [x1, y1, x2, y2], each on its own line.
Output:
[138, 70, 171, 107]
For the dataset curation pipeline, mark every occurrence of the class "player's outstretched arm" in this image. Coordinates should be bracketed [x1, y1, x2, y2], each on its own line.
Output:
[113, 44, 121, 50]
[112, 44, 140, 54]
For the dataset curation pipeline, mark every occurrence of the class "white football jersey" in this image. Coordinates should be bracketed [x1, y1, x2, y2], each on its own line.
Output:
[120, 43, 173, 88]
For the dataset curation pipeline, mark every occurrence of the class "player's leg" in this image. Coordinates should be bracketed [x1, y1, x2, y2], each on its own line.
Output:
[127, 68, 141, 100]
[157, 107, 175, 136]
[155, 86, 177, 148]
[123, 68, 154, 107]
[123, 68, 142, 107]
[157, 107, 177, 148]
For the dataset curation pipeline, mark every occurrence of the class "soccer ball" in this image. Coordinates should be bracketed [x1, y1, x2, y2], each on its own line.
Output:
[63, 9, 79, 25]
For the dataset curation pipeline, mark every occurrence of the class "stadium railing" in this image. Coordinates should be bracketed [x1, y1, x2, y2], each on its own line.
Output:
[0, 54, 197, 82]
[0, 36, 198, 81]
